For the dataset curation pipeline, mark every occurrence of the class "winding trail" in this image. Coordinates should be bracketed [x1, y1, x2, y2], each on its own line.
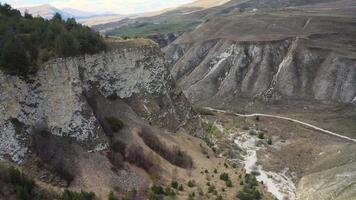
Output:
[203, 107, 356, 143]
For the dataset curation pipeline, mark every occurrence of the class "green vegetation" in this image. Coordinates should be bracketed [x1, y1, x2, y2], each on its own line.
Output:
[219, 173, 229, 182]
[171, 180, 179, 189]
[0, 164, 41, 200]
[258, 133, 265, 139]
[60, 189, 95, 200]
[226, 179, 233, 187]
[107, 21, 200, 38]
[106, 117, 124, 132]
[0, 4, 105, 76]
[267, 138, 273, 145]
[138, 128, 193, 169]
[149, 185, 176, 200]
[237, 174, 261, 200]
[208, 185, 216, 193]
[108, 191, 118, 200]
[178, 184, 184, 191]
[187, 180, 196, 187]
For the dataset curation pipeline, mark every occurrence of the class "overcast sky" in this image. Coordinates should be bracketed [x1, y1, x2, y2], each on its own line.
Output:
[4, 0, 196, 14]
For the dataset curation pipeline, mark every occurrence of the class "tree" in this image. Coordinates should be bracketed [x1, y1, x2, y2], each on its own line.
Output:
[52, 12, 63, 22]
[0, 36, 29, 76]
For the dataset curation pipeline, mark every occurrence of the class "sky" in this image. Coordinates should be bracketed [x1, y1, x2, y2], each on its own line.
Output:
[3, 0, 196, 14]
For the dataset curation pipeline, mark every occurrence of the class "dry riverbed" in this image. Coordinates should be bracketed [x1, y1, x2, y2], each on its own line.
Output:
[199, 108, 353, 200]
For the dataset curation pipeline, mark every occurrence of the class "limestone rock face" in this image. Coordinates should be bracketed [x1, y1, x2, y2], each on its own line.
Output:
[0, 40, 199, 163]
[165, 38, 356, 104]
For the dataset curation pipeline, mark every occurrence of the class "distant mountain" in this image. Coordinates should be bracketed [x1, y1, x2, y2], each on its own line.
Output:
[18, 4, 120, 20]
[61, 8, 94, 18]
[19, 4, 69, 19]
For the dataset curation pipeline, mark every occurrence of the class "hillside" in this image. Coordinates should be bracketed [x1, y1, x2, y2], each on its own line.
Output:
[164, 0, 356, 135]
[161, 1, 356, 199]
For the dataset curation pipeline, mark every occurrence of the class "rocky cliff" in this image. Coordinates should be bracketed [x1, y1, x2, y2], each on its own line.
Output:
[165, 10, 356, 106]
[0, 39, 200, 164]
[167, 38, 356, 104]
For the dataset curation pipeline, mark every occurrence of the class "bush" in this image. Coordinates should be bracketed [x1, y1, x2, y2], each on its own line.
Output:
[106, 117, 124, 132]
[187, 180, 196, 187]
[151, 185, 165, 195]
[126, 145, 154, 171]
[216, 194, 223, 200]
[171, 180, 178, 189]
[208, 185, 216, 193]
[245, 174, 258, 188]
[267, 138, 272, 145]
[178, 184, 184, 191]
[108, 191, 118, 200]
[237, 187, 261, 200]
[164, 186, 176, 196]
[219, 173, 229, 182]
[138, 127, 193, 168]
[6, 166, 36, 200]
[226, 180, 233, 187]
[257, 133, 264, 139]
[60, 189, 95, 200]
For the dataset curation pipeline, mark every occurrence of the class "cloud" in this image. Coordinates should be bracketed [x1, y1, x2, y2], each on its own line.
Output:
[5, 0, 195, 14]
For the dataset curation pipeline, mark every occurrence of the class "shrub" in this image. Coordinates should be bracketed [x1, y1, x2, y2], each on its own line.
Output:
[126, 145, 154, 172]
[178, 184, 184, 191]
[187, 180, 196, 187]
[151, 185, 165, 195]
[138, 127, 193, 168]
[214, 169, 218, 173]
[267, 138, 272, 145]
[108, 191, 118, 200]
[171, 180, 179, 189]
[245, 174, 258, 188]
[226, 180, 233, 187]
[106, 117, 124, 132]
[258, 133, 264, 139]
[219, 173, 229, 182]
[216, 194, 223, 200]
[187, 192, 195, 200]
[6, 166, 36, 200]
[164, 186, 176, 196]
[208, 185, 216, 193]
[237, 187, 261, 200]
[60, 189, 95, 200]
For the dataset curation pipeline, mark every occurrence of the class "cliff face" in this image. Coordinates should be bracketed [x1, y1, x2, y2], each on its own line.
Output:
[0, 39, 199, 163]
[164, 10, 356, 105]
[166, 38, 356, 104]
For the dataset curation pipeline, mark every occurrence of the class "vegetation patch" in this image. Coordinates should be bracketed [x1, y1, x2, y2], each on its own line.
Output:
[60, 189, 95, 200]
[0, 164, 42, 200]
[138, 127, 193, 168]
[105, 117, 124, 132]
[0, 4, 106, 76]
[237, 174, 261, 200]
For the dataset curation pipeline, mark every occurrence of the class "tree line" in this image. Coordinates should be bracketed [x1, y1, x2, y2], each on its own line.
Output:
[0, 3, 106, 76]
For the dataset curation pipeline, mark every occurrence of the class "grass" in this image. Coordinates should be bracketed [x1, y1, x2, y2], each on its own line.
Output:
[107, 21, 200, 37]
[105, 117, 124, 132]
